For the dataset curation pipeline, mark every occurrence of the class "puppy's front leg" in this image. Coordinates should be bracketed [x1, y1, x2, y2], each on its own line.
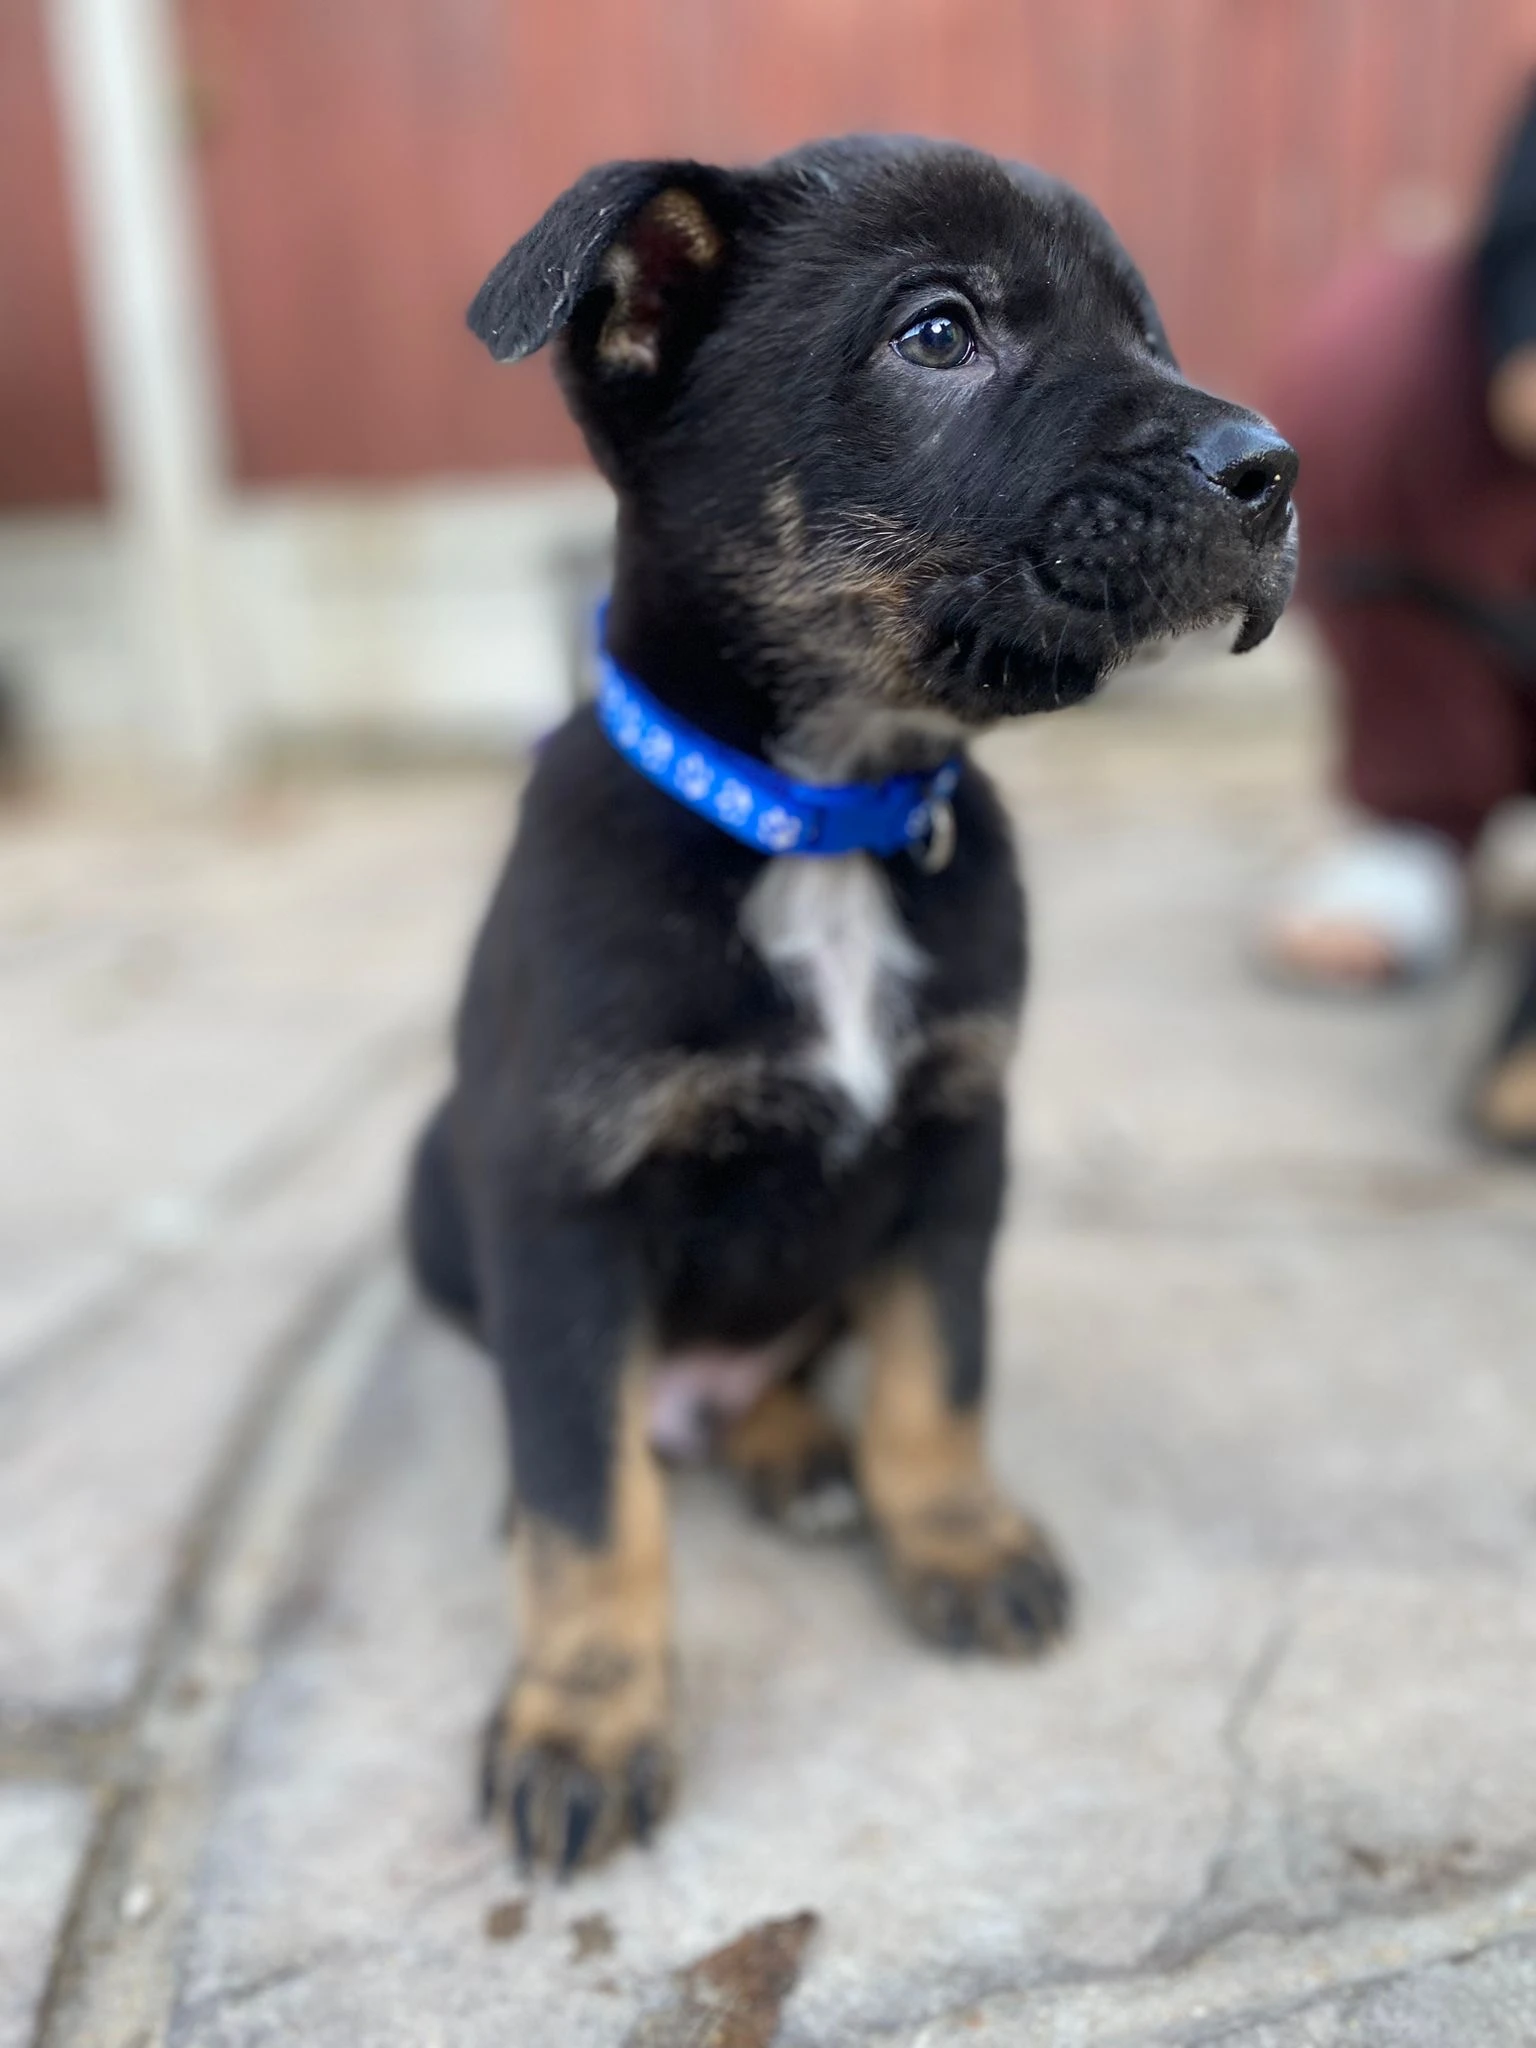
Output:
[854, 1112, 1072, 1656]
[478, 1203, 674, 1873]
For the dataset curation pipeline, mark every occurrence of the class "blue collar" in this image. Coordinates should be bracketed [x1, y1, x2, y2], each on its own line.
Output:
[594, 628, 961, 865]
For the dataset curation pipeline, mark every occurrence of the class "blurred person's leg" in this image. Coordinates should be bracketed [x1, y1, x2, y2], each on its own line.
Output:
[1326, 604, 1536, 851]
[1265, 249, 1536, 984]
[1472, 944, 1536, 1149]
[1468, 86, 1536, 1145]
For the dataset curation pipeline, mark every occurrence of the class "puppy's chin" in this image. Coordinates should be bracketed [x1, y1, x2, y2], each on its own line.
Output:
[1120, 578, 1294, 672]
[913, 529, 1299, 719]
[911, 608, 1130, 721]
[913, 595, 1291, 721]
[1126, 614, 1247, 670]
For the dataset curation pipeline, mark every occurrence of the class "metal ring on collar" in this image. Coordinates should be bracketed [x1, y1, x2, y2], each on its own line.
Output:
[912, 796, 956, 874]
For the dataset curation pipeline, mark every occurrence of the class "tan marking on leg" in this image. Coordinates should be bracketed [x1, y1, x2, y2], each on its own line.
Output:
[719, 1379, 860, 1535]
[854, 1270, 1070, 1654]
[488, 1364, 676, 1869]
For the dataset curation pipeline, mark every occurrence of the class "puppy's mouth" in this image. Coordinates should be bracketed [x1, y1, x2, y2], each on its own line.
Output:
[913, 502, 1298, 719]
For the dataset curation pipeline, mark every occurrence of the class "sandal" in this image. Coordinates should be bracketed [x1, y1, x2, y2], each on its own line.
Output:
[1263, 826, 1467, 989]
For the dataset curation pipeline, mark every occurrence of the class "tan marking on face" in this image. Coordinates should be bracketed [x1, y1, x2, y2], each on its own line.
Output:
[764, 475, 805, 557]
[501, 1364, 672, 1771]
[722, 485, 979, 764]
[759, 506, 928, 689]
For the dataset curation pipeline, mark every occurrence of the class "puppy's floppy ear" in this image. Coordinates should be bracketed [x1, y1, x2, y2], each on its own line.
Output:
[468, 159, 741, 374]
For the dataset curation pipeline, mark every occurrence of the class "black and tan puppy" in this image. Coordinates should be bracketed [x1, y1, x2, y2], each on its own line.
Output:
[407, 137, 1298, 1872]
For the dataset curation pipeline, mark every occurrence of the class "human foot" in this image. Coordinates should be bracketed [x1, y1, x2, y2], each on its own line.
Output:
[1263, 825, 1466, 989]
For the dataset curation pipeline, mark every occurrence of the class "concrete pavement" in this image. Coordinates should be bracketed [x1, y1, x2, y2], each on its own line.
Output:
[5, 634, 1536, 2047]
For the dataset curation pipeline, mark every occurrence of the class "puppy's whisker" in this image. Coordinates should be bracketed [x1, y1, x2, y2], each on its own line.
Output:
[1100, 573, 1125, 669]
[1049, 607, 1072, 704]
[1137, 566, 1178, 638]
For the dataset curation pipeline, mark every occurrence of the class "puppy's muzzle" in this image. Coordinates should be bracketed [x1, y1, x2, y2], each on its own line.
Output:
[1027, 401, 1298, 629]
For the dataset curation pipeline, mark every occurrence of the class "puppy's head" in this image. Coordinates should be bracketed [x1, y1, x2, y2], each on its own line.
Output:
[470, 139, 1298, 742]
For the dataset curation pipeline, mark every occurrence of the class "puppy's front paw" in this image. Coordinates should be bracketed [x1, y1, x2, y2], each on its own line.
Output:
[882, 1498, 1071, 1656]
[480, 1654, 676, 1874]
[721, 1384, 863, 1539]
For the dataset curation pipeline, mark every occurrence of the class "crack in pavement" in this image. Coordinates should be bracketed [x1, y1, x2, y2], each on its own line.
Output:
[1168, 1919, 1536, 2045]
[1139, 1613, 1295, 1975]
[29, 1260, 405, 2048]
[847, 1609, 1536, 2048]
[0, 1707, 125, 1788]
[171, 1945, 355, 2026]
[854, 1883, 1536, 2048]
[166, 1848, 512, 2033]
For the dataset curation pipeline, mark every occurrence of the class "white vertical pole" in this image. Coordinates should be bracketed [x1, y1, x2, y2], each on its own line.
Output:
[45, 0, 243, 785]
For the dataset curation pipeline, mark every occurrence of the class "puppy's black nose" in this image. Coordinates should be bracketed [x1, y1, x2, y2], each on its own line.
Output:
[1187, 418, 1298, 540]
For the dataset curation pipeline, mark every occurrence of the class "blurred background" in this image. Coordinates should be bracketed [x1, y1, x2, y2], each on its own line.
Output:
[4, 0, 1536, 782]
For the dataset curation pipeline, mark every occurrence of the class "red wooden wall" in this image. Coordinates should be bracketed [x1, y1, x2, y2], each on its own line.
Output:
[5, 0, 1536, 502]
[0, 0, 103, 505]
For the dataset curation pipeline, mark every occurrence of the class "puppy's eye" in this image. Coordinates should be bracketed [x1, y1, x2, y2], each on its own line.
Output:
[893, 311, 976, 370]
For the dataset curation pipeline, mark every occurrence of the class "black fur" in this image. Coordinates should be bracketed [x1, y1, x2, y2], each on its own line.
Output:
[468, 158, 744, 366]
[408, 134, 1296, 1754]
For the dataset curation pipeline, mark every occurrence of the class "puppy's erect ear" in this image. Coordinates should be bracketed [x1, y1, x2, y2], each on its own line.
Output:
[467, 160, 742, 375]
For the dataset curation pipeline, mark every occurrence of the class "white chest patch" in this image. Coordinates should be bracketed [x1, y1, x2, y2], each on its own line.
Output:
[741, 854, 927, 1128]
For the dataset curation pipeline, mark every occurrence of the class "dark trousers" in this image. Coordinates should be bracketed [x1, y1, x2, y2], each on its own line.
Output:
[1269, 248, 1536, 850]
